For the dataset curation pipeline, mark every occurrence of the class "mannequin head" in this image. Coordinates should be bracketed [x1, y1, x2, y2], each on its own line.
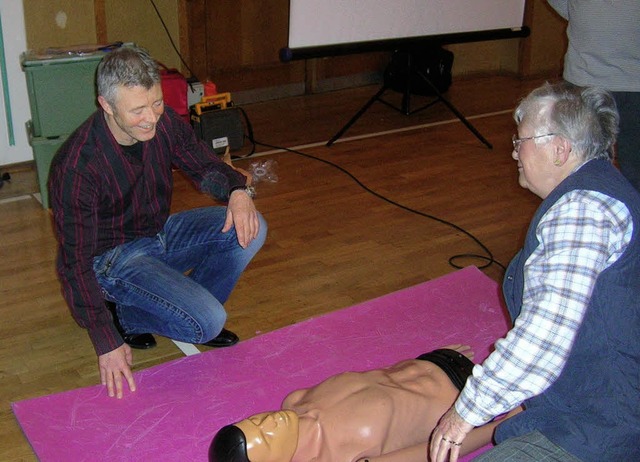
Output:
[210, 410, 299, 462]
[209, 424, 250, 462]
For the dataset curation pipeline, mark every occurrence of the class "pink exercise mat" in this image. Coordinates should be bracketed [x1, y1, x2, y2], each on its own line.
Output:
[12, 266, 510, 461]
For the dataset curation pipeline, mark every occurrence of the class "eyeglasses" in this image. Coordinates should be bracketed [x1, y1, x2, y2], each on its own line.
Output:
[512, 133, 556, 153]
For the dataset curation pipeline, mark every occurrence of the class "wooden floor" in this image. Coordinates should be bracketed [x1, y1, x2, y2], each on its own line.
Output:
[0, 74, 549, 460]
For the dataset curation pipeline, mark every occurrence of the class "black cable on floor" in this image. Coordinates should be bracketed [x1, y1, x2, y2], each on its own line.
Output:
[250, 139, 506, 273]
[145, 0, 507, 274]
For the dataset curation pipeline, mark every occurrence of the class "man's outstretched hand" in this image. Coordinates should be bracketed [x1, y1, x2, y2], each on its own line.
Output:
[98, 343, 136, 399]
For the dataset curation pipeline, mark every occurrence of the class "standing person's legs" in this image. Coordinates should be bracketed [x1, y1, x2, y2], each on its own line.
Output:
[94, 207, 267, 343]
[613, 91, 640, 192]
[472, 431, 581, 462]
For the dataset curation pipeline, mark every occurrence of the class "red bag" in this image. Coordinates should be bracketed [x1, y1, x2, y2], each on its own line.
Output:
[159, 65, 189, 123]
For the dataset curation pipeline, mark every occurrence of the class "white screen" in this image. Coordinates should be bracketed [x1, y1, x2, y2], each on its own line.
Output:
[288, 0, 526, 49]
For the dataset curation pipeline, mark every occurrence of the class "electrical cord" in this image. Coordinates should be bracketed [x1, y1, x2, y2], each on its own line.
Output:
[147, 0, 504, 273]
[235, 106, 257, 157]
[249, 138, 506, 273]
[148, 0, 196, 78]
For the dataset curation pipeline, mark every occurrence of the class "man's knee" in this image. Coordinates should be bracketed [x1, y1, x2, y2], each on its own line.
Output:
[196, 306, 227, 343]
[252, 212, 268, 248]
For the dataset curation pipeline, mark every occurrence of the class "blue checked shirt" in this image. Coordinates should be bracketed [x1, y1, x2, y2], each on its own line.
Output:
[455, 189, 633, 426]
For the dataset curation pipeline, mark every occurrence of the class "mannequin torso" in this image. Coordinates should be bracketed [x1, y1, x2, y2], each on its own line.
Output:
[284, 358, 459, 462]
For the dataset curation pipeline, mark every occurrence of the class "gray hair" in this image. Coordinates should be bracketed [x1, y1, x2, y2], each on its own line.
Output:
[97, 45, 160, 106]
[514, 81, 619, 161]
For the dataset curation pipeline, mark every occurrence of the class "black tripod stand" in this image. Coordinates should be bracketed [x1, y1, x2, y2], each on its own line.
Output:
[326, 49, 492, 149]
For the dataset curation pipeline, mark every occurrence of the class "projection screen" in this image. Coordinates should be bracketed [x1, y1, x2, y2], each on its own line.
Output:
[282, 0, 528, 61]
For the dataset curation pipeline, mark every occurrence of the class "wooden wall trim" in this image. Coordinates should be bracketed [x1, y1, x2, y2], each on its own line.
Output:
[185, 0, 208, 80]
[177, 0, 192, 76]
[94, 0, 107, 44]
[519, 0, 535, 76]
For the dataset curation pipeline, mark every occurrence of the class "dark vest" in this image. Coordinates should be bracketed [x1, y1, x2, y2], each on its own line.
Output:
[497, 160, 640, 461]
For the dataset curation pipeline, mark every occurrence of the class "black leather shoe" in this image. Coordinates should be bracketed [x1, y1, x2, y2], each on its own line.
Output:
[121, 332, 157, 350]
[106, 301, 157, 350]
[201, 328, 239, 348]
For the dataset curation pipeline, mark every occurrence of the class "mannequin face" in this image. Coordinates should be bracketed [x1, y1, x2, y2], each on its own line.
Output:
[235, 410, 299, 462]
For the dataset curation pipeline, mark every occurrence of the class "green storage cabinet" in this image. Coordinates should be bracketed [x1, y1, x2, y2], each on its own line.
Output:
[27, 123, 68, 208]
[21, 51, 104, 137]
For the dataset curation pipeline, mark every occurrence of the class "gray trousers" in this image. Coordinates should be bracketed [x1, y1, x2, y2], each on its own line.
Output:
[614, 91, 640, 193]
[472, 431, 582, 462]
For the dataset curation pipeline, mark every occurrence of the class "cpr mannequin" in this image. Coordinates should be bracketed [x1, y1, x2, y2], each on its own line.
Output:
[209, 345, 521, 462]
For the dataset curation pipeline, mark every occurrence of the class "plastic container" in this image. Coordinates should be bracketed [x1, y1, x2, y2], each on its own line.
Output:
[27, 122, 68, 208]
[21, 50, 104, 137]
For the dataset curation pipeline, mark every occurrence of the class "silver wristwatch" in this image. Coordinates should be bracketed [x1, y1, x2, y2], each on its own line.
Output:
[229, 185, 256, 199]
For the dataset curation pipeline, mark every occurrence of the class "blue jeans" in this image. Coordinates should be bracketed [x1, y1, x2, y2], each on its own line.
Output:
[93, 207, 267, 343]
